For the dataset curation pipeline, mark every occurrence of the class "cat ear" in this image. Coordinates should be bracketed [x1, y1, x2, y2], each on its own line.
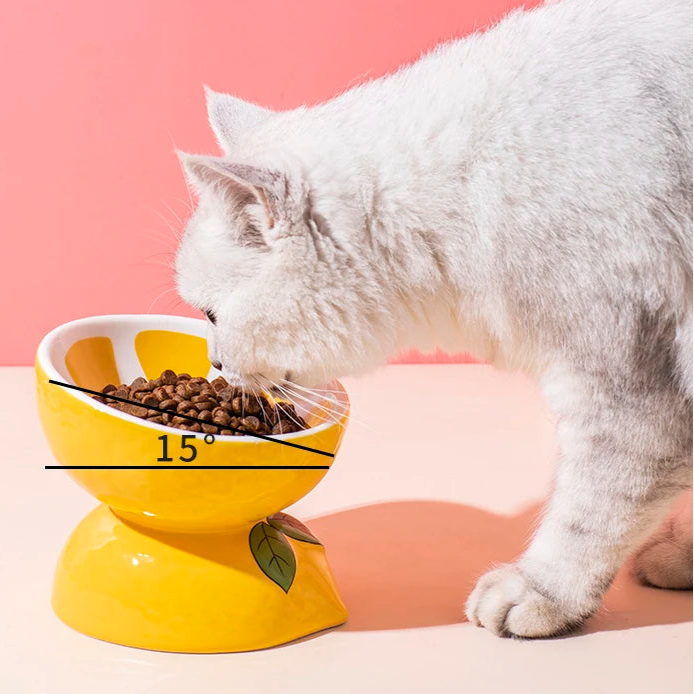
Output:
[178, 152, 286, 234]
[204, 86, 273, 154]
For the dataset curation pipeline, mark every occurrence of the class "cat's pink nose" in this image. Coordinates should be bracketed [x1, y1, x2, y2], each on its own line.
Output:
[211, 360, 222, 370]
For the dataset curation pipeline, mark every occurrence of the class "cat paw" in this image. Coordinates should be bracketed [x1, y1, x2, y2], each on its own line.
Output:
[633, 523, 693, 590]
[465, 565, 584, 638]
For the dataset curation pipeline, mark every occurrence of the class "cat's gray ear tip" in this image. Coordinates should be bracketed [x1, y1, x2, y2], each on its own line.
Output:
[175, 150, 204, 175]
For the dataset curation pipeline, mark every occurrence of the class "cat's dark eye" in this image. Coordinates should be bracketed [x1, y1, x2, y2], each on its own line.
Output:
[204, 309, 217, 325]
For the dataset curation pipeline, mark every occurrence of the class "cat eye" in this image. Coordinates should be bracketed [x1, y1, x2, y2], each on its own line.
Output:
[204, 309, 217, 325]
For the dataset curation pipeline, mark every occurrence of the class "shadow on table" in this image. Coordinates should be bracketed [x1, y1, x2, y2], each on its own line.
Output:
[306, 500, 692, 634]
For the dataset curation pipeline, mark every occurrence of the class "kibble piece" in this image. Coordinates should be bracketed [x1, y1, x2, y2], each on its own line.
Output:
[195, 398, 215, 410]
[177, 400, 193, 413]
[272, 420, 299, 435]
[217, 386, 236, 402]
[275, 401, 298, 419]
[210, 376, 228, 392]
[175, 383, 191, 399]
[102, 384, 117, 394]
[177, 373, 192, 381]
[147, 415, 164, 424]
[212, 409, 231, 427]
[141, 393, 158, 408]
[201, 423, 218, 434]
[187, 381, 203, 396]
[245, 398, 262, 416]
[130, 377, 148, 390]
[124, 404, 149, 418]
[161, 369, 178, 385]
[241, 416, 261, 433]
[160, 398, 178, 411]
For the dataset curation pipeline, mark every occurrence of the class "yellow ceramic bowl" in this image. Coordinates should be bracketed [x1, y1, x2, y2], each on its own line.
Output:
[36, 314, 349, 532]
[35, 315, 350, 652]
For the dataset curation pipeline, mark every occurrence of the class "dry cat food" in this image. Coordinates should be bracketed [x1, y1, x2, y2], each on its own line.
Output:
[92, 370, 308, 436]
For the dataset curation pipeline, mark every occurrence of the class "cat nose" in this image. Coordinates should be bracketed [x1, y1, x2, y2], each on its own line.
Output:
[211, 360, 222, 370]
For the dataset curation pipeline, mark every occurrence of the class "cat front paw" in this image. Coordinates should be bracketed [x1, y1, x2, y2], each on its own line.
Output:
[465, 565, 584, 638]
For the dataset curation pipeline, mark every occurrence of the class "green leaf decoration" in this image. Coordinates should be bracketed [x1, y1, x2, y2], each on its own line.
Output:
[249, 521, 296, 593]
[267, 512, 322, 546]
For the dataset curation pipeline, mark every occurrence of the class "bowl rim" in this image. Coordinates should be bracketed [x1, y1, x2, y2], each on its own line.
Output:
[36, 313, 348, 444]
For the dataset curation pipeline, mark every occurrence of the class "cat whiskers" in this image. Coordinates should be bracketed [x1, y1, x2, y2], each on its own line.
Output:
[249, 387, 271, 428]
[288, 382, 373, 431]
[167, 129, 195, 212]
[262, 379, 311, 430]
[275, 380, 364, 429]
[250, 376, 307, 430]
[148, 205, 184, 243]
[161, 199, 186, 228]
[147, 287, 179, 314]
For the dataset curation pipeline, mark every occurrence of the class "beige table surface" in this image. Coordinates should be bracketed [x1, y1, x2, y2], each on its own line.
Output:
[1, 365, 691, 694]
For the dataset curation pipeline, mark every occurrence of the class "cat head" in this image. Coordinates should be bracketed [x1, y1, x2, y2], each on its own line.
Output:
[175, 89, 395, 391]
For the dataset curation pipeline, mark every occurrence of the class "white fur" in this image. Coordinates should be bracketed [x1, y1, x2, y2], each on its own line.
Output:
[176, 0, 693, 637]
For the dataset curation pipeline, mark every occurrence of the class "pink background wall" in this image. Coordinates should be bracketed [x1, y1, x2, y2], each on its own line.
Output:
[1, 0, 541, 365]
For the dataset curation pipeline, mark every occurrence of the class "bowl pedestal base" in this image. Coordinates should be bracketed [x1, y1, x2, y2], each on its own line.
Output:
[52, 504, 347, 653]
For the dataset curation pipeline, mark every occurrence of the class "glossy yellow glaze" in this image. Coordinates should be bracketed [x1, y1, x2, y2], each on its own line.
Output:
[36, 316, 350, 652]
[37, 361, 346, 532]
[53, 505, 347, 653]
[134, 329, 210, 382]
[65, 336, 120, 391]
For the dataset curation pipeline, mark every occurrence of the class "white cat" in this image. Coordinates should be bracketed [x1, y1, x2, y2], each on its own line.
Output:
[175, 0, 693, 637]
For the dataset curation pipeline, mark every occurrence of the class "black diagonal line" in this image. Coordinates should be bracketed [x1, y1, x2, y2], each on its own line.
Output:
[48, 379, 335, 458]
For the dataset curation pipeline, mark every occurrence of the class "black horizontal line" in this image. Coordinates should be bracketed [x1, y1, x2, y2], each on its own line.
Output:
[45, 465, 330, 470]
[48, 379, 334, 458]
